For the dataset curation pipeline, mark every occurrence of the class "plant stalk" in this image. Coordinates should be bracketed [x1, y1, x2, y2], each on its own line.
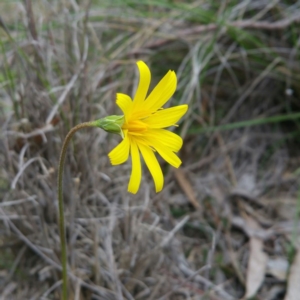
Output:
[57, 121, 97, 300]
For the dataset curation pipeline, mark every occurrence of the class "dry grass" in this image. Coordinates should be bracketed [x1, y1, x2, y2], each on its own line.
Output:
[1, 1, 300, 299]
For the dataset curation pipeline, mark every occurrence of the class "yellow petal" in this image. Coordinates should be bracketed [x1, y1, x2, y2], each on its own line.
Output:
[144, 70, 177, 112]
[116, 93, 133, 121]
[108, 135, 130, 165]
[155, 145, 182, 168]
[134, 135, 182, 167]
[128, 139, 141, 194]
[132, 61, 151, 111]
[143, 105, 188, 128]
[139, 143, 163, 192]
[141, 129, 183, 152]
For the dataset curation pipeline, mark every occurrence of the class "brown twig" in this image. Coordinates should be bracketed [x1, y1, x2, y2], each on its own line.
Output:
[141, 15, 300, 50]
[23, 0, 38, 41]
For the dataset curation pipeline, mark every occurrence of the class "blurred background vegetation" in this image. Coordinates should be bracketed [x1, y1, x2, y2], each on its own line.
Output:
[0, 0, 300, 299]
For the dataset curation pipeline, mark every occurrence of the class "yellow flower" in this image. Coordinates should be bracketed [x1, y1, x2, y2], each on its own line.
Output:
[108, 61, 188, 194]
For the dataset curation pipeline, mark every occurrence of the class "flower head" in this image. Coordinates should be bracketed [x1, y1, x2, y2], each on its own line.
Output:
[108, 61, 188, 194]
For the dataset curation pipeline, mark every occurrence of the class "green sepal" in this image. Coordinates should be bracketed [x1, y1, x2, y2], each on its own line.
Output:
[93, 115, 124, 137]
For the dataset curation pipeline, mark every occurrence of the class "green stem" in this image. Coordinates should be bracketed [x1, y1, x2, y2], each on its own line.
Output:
[57, 121, 97, 300]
